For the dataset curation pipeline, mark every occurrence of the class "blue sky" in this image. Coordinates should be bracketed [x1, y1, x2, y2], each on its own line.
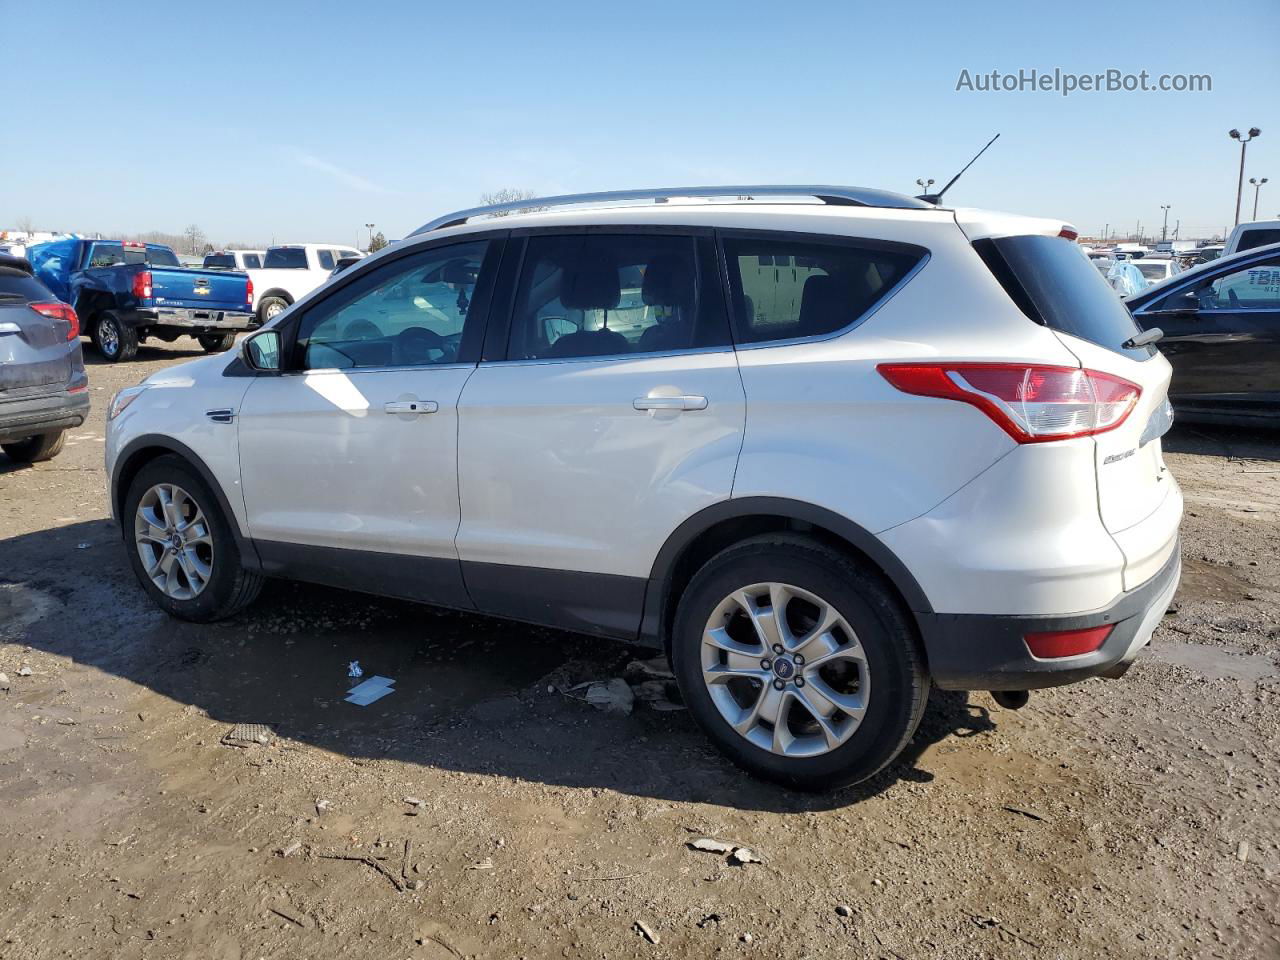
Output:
[3, 0, 1277, 245]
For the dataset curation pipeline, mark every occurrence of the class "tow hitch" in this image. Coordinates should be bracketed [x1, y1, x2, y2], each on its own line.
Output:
[991, 690, 1030, 710]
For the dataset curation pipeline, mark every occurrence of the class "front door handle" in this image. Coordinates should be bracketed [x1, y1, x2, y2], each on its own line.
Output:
[633, 395, 708, 412]
[383, 400, 438, 415]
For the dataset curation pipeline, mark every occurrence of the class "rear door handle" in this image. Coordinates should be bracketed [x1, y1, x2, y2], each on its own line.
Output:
[633, 395, 708, 412]
[383, 400, 438, 415]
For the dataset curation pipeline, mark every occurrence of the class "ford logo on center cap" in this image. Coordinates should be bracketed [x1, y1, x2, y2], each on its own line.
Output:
[773, 658, 795, 679]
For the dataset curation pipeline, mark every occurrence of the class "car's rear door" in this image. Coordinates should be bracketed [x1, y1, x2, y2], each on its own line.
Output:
[236, 235, 505, 607]
[454, 229, 745, 638]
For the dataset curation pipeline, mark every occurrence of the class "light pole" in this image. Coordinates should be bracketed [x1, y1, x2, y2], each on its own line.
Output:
[1160, 205, 1171, 243]
[915, 178, 934, 196]
[1229, 128, 1261, 225]
[1249, 177, 1269, 220]
[365, 222, 375, 250]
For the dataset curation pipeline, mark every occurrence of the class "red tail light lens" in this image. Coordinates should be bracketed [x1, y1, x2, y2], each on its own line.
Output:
[1024, 624, 1113, 659]
[1058, 225, 1080, 240]
[246, 276, 254, 306]
[877, 363, 1141, 443]
[30, 301, 80, 341]
[132, 270, 153, 299]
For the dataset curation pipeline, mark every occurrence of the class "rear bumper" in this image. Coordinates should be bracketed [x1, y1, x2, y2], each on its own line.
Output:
[0, 388, 90, 443]
[918, 543, 1181, 691]
[134, 307, 254, 331]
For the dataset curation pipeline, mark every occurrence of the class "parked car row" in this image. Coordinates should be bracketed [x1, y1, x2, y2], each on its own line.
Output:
[203, 243, 365, 324]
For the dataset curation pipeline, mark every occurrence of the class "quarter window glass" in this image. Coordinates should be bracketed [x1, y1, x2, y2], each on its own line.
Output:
[296, 241, 489, 370]
[507, 235, 721, 360]
[317, 249, 335, 270]
[244, 254, 262, 269]
[723, 236, 922, 344]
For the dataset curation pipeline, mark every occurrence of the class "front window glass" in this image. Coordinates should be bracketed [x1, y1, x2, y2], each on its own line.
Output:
[1165, 257, 1280, 311]
[296, 241, 489, 370]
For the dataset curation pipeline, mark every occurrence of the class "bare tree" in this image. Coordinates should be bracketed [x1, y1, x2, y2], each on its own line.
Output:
[183, 224, 206, 255]
[478, 188, 543, 216]
[15, 215, 35, 235]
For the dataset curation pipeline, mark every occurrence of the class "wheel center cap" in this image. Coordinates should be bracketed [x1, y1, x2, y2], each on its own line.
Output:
[169, 533, 183, 550]
[772, 657, 796, 680]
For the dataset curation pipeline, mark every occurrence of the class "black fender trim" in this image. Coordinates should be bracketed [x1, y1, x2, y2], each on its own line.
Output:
[111, 434, 261, 571]
[638, 497, 935, 647]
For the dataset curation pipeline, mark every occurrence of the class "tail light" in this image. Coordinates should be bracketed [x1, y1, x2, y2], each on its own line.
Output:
[1058, 225, 1080, 241]
[1025, 624, 1113, 659]
[132, 270, 153, 299]
[877, 363, 1141, 443]
[30, 301, 80, 341]
[246, 276, 254, 306]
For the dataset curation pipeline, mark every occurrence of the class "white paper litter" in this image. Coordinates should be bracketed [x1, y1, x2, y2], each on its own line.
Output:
[345, 675, 396, 706]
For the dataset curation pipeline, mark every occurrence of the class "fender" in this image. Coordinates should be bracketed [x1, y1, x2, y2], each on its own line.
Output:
[638, 496, 935, 646]
[111, 434, 262, 571]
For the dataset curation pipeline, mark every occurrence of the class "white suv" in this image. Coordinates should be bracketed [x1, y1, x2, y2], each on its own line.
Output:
[105, 186, 1183, 790]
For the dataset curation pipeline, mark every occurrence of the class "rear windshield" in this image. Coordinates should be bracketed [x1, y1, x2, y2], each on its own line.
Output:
[1237, 228, 1280, 253]
[264, 248, 307, 269]
[974, 235, 1151, 360]
[0, 270, 51, 301]
[203, 254, 236, 269]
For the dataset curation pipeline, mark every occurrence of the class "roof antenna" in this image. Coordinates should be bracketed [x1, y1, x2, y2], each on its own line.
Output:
[917, 133, 1000, 205]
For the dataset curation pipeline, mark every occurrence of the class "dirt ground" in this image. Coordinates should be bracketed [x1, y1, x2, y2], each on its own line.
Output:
[1, 340, 1278, 960]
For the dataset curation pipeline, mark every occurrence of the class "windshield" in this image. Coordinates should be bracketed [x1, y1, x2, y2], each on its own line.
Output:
[264, 248, 308, 269]
[974, 234, 1150, 359]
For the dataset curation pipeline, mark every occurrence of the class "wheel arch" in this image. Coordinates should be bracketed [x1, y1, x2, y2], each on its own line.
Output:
[640, 497, 933, 653]
[112, 435, 261, 570]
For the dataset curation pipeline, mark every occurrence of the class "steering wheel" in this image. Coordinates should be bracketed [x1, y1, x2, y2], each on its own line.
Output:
[395, 325, 445, 365]
[1228, 288, 1242, 308]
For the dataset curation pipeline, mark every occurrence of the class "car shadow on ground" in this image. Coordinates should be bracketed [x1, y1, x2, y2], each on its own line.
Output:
[80, 341, 209, 366]
[4, 518, 998, 814]
[1163, 421, 1280, 463]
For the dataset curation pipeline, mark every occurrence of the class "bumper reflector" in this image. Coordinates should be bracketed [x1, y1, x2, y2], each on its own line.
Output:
[1024, 624, 1114, 659]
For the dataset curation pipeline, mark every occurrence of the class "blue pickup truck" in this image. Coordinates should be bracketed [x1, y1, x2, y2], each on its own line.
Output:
[27, 238, 255, 361]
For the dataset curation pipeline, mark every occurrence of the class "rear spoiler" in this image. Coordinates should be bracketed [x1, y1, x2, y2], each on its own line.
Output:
[952, 208, 1079, 243]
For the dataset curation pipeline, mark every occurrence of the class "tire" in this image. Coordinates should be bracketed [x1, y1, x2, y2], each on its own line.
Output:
[198, 333, 237, 352]
[93, 311, 138, 362]
[2, 430, 66, 463]
[122, 454, 264, 622]
[257, 296, 289, 324]
[670, 534, 929, 791]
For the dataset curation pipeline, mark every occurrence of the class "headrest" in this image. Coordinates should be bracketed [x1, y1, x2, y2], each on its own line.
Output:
[641, 254, 695, 307]
[560, 249, 620, 311]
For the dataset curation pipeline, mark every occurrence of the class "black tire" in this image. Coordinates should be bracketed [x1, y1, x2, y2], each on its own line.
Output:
[671, 534, 929, 791]
[198, 333, 237, 352]
[122, 454, 264, 622]
[257, 296, 289, 325]
[93, 311, 138, 362]
[1, 430, 66, 463]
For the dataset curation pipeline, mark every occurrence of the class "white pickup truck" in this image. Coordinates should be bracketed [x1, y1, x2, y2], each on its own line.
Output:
[248, 243, 364, 323]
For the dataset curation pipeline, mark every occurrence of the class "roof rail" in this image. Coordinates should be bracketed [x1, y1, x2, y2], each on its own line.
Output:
[410, 185, 932, 235]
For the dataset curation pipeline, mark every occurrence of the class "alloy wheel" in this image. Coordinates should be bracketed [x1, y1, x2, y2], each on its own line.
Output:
[134, 483, 214, 599]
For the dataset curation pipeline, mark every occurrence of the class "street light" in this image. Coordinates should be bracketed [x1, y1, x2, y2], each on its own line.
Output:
[1228, 127, 1262, 226]
[915, 178, 934, 196]
[1249, 177, 1269, 220]
[1160, 205, 1171, 243]
[364, 222, 376, 249]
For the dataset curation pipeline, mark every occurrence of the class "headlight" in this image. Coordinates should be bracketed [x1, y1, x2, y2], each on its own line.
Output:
[108, 385, 149, 421]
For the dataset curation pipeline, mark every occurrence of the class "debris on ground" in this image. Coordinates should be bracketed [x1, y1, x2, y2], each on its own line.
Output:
[634, 919, 660, 944]
[279, 841, 302, 858]
[1237, 840, 1250, 863]
[347, 661, 363, 678]
[17, 665, 32, 677]
[729, 847, 761, 866]
[688, 838, 734, 855]
[0, 672, 9, 690]
[836, 904, 853, 917]
[221, 723, 274, 748]
[624, 655, 674, 681]
[344, 675, 395, 706]
[468, 857, 495, 871]
[579, 678, 635, 715]
[687, 836, 761, 865]
[315, 799, 332, 815]
[1001, 805, 1048, 823]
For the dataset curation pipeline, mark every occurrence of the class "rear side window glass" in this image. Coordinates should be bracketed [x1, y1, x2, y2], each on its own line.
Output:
[243, 254, 262, 269]
[507, 234, 728, 360]
[974, 235, 1150, 360]
[87, 243, 127, 267]
[317, 249, 336, 270]
[0, 271, 50, 299]
[1237, 228, 1280, 253]
[722, 235, 923, 344]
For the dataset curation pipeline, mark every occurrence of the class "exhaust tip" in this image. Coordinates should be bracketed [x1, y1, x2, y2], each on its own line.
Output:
[991, 690, 1030, 710]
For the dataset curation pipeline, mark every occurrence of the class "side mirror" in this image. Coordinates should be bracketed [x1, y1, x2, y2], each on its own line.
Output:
[243, 329, 282, 371]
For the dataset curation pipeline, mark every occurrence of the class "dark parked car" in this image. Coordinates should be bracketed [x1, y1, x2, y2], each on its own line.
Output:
[0, 254, 89, 463]
[1127, 241, 1280, 424]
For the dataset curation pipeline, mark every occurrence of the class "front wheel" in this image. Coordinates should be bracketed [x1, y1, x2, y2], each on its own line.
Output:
[671, 535, 929, 791]
[93, 311, 138, 362]
[2, 430, 66, 463]
[122, 455, 263, 621]
[198, 333, 237, 352]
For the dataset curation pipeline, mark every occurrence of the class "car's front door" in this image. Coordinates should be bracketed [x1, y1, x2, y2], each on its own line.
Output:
[454, 231, 745, 637]
[236, 236, 503, 606]
[1138, 252, 1280, 413]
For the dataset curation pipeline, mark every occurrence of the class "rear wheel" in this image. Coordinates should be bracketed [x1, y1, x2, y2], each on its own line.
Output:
[671, 535, 929, 791]
[93, 311, 138, 362]
[257, 296, 289, 324]
[1, 430, 66, 463]
[198, 333, 237, 352]
[122, 455, 263, 621]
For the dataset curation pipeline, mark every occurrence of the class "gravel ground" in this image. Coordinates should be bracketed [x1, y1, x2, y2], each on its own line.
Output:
[1, 341, 1277, 959]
